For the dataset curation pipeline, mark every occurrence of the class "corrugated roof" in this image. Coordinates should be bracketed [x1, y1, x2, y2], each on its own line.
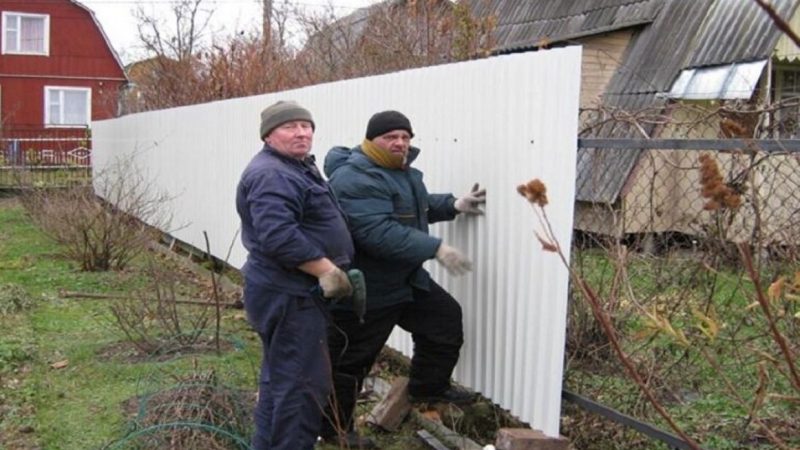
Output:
[774, 5, 800, 61]
[602, 0, 715, 96]
[688, 0, 798, 68]
[575, 94, 664, 203]
[471, 0, 664, 53]
[470, 0, 800, 203]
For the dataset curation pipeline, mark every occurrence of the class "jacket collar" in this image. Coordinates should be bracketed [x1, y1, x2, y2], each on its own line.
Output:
[263, 144, 321, 179]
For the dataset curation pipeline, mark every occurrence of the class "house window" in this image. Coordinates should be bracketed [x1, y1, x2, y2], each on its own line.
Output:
[45, 87, 91, 127]
[2, 12, 49, 55]
[772, 66, 800, 138]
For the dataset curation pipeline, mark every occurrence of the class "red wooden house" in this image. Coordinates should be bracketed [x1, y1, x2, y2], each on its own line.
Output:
[0, 0, 127, 166]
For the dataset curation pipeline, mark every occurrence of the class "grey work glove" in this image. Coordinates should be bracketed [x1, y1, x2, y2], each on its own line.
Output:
[435, 243, 472, 276]
[454, 183, 486, 215]
[319, 267, 353, 299]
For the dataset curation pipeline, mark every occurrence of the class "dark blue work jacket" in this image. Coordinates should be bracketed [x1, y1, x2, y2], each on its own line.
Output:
[324, 146, 457, 310]
[236, 145, 354, 296]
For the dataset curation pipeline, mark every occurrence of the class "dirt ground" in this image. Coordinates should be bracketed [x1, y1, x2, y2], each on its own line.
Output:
[0, 192, 19, 208]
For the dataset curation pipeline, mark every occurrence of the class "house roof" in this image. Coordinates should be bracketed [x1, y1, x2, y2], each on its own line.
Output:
[71, 0, 128, 79]
[469, 0, 800, 203]
[470, 0, 664, 54]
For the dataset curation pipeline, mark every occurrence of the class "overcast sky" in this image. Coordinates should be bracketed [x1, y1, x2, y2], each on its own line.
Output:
[79, 0, 377, 63]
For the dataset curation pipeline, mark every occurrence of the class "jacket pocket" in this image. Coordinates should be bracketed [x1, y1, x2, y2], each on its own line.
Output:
[304, 184, 339, 220]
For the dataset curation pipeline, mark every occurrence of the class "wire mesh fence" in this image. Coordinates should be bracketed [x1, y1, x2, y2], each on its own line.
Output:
[105, 368, 254, 450]
[562, 105, 800, 448]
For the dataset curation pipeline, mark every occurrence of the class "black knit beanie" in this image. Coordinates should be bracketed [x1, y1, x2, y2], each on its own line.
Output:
[365, 110, 414, 140]
[260, 101, 315, 140]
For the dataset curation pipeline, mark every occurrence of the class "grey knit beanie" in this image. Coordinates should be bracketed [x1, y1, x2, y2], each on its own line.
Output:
[365, 110, 414, 140]
[259, 101, 315, 139]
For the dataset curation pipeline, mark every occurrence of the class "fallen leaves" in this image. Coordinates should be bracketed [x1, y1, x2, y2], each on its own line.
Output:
[50, 359, 69, 370]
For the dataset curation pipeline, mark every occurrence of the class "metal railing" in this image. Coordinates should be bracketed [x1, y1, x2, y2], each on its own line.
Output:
[0, 128, 92, 187]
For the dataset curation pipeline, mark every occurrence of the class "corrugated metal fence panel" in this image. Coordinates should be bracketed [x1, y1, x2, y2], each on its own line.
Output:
[92, 46, 581, 437]
[386, 48, 581, 436]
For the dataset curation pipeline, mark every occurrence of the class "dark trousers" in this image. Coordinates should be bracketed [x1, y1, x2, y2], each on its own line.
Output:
[244, 282, 331, 450]
[320, 280, 464, 438]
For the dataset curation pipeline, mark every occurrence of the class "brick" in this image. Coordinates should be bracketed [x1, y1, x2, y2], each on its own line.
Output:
[495, 428, 569, 450]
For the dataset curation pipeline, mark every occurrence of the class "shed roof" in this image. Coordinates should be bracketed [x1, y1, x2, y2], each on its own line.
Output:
[470, 0, 663, 54]
[469, 0, 800, 203]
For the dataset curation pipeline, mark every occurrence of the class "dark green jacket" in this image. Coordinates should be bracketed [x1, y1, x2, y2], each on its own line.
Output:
[324, 145, 457, 310]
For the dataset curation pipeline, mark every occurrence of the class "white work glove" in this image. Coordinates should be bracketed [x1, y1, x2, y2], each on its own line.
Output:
[319, 267, 353, 299]
[435, 244, 472, 276]
[454, 183, 486, 215]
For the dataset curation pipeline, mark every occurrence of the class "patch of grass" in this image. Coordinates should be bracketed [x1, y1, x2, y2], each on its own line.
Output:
[0, 167, 91, 189]
[1, 198, 448, 449]
[0, 200, 261, 449]
[0, 283, 35, 314]
[565, 245, 800, 449]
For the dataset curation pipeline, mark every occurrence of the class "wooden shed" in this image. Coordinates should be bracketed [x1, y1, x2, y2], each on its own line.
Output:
[468, 0, 800, 245]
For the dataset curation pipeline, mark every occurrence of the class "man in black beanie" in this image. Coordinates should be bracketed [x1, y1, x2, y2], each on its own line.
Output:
[236, 100, 355, 450]
[320, 110, 486, 446]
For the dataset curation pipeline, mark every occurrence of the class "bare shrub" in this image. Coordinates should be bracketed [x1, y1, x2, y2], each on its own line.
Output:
[108, 260, 217, 356]
[123, 1, 496, 112]
[18, 159, 171, 272]
[296, 0, 495, 84]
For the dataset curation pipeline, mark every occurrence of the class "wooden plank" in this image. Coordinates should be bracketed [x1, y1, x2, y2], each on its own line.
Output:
[417, 429, 451, 450]
[363, 375, 484, 449]
[366, 376, 412, 432]
[411, 409, 484, 450]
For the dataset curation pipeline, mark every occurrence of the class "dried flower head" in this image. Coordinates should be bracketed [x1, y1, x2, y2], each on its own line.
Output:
[517, 179, 548, 206]
[698, 154, 741, 211]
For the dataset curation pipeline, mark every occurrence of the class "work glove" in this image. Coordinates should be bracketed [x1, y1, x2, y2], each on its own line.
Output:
[319, 267, 353, 299]
[435, 243, 472, 276]
[454, 183, 486, 215]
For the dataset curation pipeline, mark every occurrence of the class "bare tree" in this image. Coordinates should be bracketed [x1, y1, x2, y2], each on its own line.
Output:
[296, 0, 495, 84]
[262, 0, 273, 50]
[135, 0, 213, 61]
[121, 0, 494, 112]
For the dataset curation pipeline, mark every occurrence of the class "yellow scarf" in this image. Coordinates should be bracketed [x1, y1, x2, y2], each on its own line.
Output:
[361, 138, 405, 170]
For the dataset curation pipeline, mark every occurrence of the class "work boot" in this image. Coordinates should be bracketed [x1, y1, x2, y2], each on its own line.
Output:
[320, 431, 379, 449]
[408, 385, 476, 405]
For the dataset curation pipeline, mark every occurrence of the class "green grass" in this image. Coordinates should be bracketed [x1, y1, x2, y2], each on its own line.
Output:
[565, 247, 800, 449]
[0, 199, 261, 449]
[0, 198, 444, 450]
[0, 167, 91, 189]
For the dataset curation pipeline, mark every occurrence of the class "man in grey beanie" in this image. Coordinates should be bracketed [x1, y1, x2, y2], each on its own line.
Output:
[236, 100, 355, 450]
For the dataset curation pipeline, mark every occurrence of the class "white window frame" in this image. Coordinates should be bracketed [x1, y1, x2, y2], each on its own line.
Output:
[2, 11, 50, 56]
[44, 86, 92, 128]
